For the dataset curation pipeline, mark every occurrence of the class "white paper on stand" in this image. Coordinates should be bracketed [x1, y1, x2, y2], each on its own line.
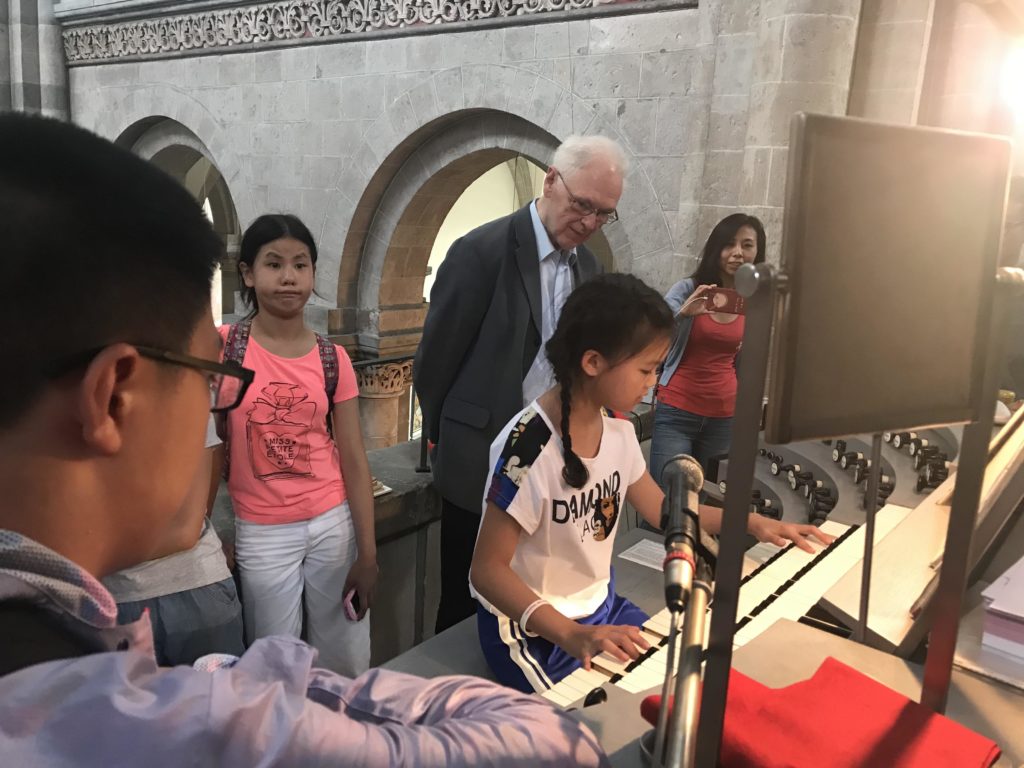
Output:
[617, 538, 665, 571]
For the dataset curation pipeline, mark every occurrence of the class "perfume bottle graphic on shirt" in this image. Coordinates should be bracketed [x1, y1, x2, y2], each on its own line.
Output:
[246, 382, 315, 481]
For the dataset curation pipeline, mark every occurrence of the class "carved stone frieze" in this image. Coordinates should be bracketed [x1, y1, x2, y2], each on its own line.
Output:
[62, 0, 605, 63]
[355, 358, 414, 396]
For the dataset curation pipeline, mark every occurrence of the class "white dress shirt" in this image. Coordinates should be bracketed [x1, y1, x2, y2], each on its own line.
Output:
[521, 199, 577, 405]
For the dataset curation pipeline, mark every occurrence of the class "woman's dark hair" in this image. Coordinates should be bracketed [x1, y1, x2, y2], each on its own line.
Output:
[690, 213, 766, 287]
[238, 213, 318, 314]
[545, 273, 674, 489]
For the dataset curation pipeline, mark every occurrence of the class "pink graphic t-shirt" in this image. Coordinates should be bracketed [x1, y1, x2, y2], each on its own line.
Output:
[219, 325, 360, 525]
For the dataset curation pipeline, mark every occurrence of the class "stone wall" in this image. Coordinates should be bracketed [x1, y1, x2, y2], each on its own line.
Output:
[64, 5, 721, 354]
[54, 0, 1021, 355]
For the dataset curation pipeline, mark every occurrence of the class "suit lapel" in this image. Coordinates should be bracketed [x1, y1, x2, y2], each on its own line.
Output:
[513, 205, 543, 335]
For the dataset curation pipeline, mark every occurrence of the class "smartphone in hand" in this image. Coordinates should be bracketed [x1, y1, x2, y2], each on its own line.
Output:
[343, 588, 362, 621]
[705, 287, 745, 315]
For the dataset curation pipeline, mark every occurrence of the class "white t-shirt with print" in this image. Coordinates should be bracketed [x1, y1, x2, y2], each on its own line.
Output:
[470, 401, 647, 620]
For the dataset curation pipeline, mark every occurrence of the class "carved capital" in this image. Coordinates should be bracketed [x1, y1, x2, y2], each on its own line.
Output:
[356, 359, 413, 397]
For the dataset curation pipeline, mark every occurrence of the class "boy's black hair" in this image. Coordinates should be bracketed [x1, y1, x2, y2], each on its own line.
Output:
[691, 213, 766, 287]
[545, 273, 673, 489]
[0, 112, 220, 428]
[238, 214, 318, 314]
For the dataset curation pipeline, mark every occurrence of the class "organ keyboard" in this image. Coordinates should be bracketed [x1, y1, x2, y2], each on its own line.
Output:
[540, 513, 912, 707]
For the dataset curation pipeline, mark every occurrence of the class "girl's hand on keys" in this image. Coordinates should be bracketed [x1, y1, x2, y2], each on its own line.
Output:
[564, 623, 650, 670]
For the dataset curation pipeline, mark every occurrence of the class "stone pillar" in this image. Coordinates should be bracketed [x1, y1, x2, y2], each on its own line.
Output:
[7, 1, 68, 117]
[0, 2, 11, 111]
[738, 0, 863, 260]
[355, 359, 414, 450]
[848, 0, 933, 125]
[38, 0, 68, 118]
[222, 233, 240, 316]
[9, 0, 41, 112]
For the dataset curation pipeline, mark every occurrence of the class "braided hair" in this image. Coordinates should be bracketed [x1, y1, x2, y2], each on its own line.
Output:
[545, 273, 674, 488]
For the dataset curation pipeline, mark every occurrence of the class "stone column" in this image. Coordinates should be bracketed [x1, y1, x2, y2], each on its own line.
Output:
[355, 359, 414, 450]
[738, 0, 863, 260]
[222, 233, 240, 316]
[38, 0, 68, 118]
[0, 2, 11, 111]
[8, 1, 68, 116]
[9, 0, 41, 112]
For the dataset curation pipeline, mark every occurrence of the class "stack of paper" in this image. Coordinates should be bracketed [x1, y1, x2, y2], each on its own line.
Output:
[981, 554, 1024, 659]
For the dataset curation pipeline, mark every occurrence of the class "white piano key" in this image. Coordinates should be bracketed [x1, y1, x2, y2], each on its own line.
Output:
[640, 628, 663, 648]
[552, 678, 589, 700]
[643, 609, 673, 637]
[731, 519, 907, 647]
[592, 651, 634, 676]
[734, 587, 821, 647]
[573, 667, 613, 689]
[541, 687, 577, 708]
[736, 573, 787, 617]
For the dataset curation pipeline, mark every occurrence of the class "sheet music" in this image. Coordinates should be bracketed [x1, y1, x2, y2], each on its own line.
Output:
[617, 538, 664, 571]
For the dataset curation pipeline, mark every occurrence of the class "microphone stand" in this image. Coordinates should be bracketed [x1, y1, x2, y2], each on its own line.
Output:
[650, 564, 711, 768]
[649, 456, 710, 768]
[665, 570, 711, 768]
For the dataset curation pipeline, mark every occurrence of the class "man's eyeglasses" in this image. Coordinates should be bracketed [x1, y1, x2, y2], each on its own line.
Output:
[556, 170, 619, 224]
[134, 346, 254, 413]
[46, 345, 254, 413]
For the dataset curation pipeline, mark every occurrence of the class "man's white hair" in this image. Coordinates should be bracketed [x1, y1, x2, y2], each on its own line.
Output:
[551, 135, 629, 179]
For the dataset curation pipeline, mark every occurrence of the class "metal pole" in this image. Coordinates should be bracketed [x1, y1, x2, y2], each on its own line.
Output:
[665, 580, 711, 768]
[652, 611, 684, 767]
[695, 263, 778, 767]
[920, 276, 1014, 711]
[854, 433, 883, 643]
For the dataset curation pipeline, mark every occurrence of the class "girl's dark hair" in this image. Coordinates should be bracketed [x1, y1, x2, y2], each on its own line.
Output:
[238, 213, 318, 314]
[545, 273, 674, 489]
[691, 213, 766, 286]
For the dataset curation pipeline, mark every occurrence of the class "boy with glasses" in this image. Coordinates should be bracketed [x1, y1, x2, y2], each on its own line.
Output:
[0, 113, 606, 768]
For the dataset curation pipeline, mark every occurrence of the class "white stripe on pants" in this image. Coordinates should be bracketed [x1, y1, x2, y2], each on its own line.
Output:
[235, 503, 370, 677]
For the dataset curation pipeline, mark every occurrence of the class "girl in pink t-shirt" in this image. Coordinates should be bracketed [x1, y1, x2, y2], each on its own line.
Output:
[221, 214, 377, 676]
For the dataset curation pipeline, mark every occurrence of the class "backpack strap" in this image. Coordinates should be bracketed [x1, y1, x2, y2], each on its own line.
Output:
[316, 333, 339, 436]
[219, 319, 253, 482]
[223, 318, 252, 366]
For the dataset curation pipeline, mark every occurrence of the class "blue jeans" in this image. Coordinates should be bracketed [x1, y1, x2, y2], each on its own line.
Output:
[116, 577, 244, 667]
[649, 402, 734, 491]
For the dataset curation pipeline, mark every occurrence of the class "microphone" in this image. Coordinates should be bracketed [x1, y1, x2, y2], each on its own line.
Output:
[661, 454, 704, 613]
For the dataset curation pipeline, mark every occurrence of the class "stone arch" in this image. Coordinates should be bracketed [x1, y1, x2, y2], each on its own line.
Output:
[353, 110, 562, 355]
[92, 85, 254, 228]
[114, 114, 244, 315]
[324, 64, 671, 355]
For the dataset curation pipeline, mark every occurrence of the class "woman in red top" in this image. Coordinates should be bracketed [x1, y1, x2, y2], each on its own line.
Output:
[648, 213, 766, 487]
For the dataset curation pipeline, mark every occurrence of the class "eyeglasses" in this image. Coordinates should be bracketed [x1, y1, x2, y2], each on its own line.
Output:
[134, 346, 254, 413]
[45, 345, 254, 413]
[556, 170, 619, 224]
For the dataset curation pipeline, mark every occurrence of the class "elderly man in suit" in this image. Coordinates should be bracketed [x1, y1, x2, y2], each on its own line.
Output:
[414, 135, 628, 632]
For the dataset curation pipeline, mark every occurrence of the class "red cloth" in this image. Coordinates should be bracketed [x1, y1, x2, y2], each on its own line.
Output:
[640, 658, 1001, 768]
[658, 314, 744, 417]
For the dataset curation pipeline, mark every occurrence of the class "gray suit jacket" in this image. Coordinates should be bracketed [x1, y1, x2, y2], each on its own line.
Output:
[413, 204, 601, 512]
